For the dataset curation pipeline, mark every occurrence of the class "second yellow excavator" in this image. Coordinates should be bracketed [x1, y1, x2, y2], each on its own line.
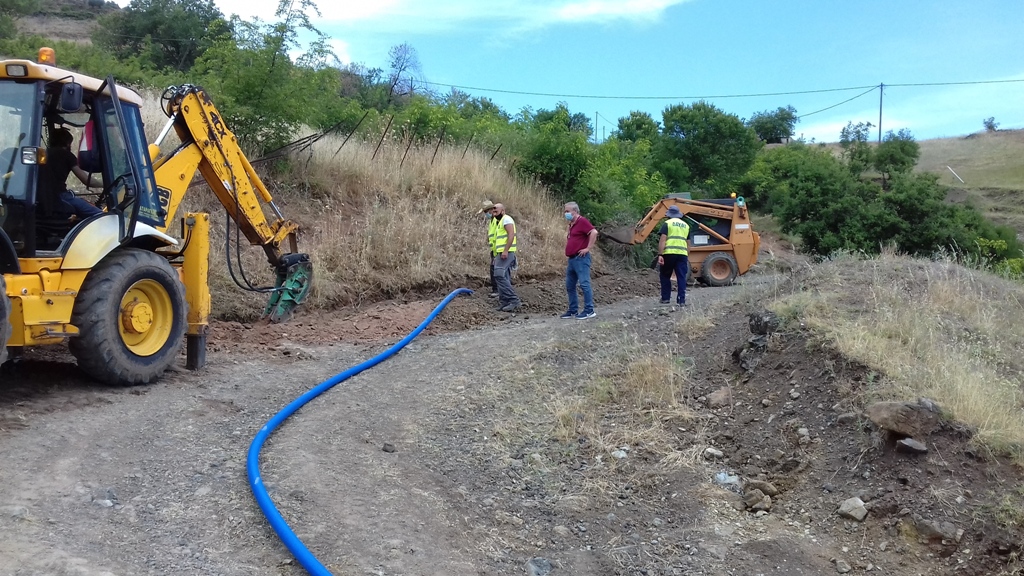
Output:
[1, 47, 313, 384]
[601, 193, 760, 286]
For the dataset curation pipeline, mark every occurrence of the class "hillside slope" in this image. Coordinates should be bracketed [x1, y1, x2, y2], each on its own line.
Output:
[916, 129, 1024, 235]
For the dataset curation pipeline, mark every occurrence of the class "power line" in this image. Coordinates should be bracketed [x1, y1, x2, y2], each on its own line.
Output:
[797, 85, 880, 119]
[418, 77, 1024, 101]
[420, 80, 880, 100]
[887, 78, 1024, 88]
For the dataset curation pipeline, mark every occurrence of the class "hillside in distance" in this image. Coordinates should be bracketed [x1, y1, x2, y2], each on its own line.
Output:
[915, 128, 1024, 236]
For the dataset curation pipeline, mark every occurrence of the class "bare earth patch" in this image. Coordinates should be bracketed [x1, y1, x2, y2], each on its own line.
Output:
[1, 263, 1022, 575]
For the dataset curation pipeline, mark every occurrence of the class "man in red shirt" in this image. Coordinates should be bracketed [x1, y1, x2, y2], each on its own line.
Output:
[561, 201, 597, 319]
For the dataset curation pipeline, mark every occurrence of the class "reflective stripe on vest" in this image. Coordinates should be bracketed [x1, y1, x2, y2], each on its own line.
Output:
[488, 217, 500, 255]
[663, 218, 689, 255]
[494, 216, 517, 253]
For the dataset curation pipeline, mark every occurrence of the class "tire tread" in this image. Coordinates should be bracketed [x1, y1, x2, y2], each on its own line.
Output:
[68, 249, 186, 385]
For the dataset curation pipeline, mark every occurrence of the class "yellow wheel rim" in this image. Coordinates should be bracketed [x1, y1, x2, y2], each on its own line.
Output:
[118, 279, 173, 357]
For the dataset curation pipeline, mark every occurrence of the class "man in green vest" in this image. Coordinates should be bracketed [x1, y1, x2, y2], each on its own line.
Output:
[657, 205, 690, 306]
[492, 203, 522, 312]
[477, 199, 499, 298]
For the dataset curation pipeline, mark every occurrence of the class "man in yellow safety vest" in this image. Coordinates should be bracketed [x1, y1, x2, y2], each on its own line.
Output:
[492, 203, 521, 312]
[477, 199, 499, 298]
[657, 205, 690, 306]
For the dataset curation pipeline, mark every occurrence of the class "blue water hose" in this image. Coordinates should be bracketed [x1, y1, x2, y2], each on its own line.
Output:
[246, 287, 473, 575]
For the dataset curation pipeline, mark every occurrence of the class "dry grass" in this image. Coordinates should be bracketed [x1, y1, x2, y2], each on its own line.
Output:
[916, 129, 1024, 191]
[132, 91, 572, 319]
[768, 250, 1024, 461]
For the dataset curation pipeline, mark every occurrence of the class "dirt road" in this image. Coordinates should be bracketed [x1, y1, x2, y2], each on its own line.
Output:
[1, 268, 1019, 576]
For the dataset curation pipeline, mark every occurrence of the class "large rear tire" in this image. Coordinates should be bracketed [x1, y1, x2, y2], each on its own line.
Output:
[69, 248, 187, 385]
[700, 252, 739, 287]
[1, 275, 10, 367]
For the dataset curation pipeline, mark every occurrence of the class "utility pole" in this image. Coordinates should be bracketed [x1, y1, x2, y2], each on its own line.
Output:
[878, 83, 884, 143]
[594, 111, 598, 144]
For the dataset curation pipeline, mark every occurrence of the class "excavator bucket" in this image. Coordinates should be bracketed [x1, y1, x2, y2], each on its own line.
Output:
[263, 253, 314, 323]
[602, 226, 638, 245]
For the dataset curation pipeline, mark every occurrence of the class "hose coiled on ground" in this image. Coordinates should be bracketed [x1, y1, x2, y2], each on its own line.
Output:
[246, 287, 472, 575]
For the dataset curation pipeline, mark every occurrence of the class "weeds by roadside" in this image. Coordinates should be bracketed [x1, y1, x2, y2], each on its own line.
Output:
[766, 249, 1024, 462]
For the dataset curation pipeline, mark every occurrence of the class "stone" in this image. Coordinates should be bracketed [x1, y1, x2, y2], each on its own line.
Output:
[834, 559, 852, 573]
[835, 412, 860, 426]
[751, 495, 773, 512]
[745, 480, 780, 497]
[915, 517, 959, 542]
[611, 450, 628, 459]
[0, 505, 28, 520]
[525, 557, 552, 576]
[382, 443, 396, 453]
[865, 400, 940, 437]
[553, 526, 572, 538]
[837, 497, 868, 521]
[743, 489, 767, 508]
[708, 387, 732, 408]
[748, 310, 781, 335]
[896, 438, 928, 454]
[704, 447, 724, 460]
[733, 335, 769, 372]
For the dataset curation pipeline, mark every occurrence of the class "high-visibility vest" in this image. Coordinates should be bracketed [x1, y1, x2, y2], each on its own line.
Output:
[494, 215, 517, 254]
[488, 217, 500, 255]
[663, 218, 689, 255]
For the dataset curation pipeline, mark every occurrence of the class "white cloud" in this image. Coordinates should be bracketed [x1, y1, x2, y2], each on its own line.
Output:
[328, 39, 352, 65]
[554, 0, 684, 22]
[140, 0, 691, 30]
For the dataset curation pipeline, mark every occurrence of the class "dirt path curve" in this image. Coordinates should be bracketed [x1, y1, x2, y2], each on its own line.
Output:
[0, 272, 846, 576]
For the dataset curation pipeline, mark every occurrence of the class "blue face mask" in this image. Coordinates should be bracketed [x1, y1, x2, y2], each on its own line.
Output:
[564, 212, 573, 221]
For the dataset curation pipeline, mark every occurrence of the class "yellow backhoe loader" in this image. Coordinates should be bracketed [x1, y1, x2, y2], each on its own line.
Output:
[1, 47, 313, 384]
[602, 193, 760, 286]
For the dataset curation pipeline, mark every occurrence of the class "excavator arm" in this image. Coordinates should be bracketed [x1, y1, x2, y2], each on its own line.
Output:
[600, 194, 760, 285]
[150, 84, 312, 322]
[601, 197, 740, 246]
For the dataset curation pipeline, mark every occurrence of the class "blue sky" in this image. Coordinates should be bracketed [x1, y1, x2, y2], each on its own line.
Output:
[121, 0, 1024, 143]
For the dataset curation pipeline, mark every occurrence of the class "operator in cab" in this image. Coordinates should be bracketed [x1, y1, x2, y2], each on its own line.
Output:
[37, 127, 102, 221]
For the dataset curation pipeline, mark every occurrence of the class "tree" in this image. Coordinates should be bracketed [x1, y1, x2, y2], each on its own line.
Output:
[191, 0, 334, 154]
[838, 121, 874, 175]
[533, 103, 592, 139]
[983, 117, 999, 132]
[576, 138, 668, 224]
[746, 105, 798, 144]
[92, 0, 232, 72]
[0, 0, 37, 40]
[613, 111, 660, 143]
[385, 42, 422, 105]
[872, 128, 919, 185]
[516, 106, 592, 201]
[655, 100, 761, 194]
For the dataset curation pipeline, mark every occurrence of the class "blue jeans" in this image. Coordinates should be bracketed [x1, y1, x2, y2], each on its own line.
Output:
[660, 254, 688, 304]
[59, 190, 102, 219]
[565, 254, 594, 314]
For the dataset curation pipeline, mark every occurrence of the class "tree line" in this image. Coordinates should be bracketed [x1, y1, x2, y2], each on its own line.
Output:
[2, 0, 1021, 271]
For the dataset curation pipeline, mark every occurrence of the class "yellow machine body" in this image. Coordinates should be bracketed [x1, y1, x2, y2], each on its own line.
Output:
[1, 48, 312, 383]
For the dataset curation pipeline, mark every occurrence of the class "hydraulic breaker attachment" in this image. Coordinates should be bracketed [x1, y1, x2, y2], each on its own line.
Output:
[264, 253, 313, 323]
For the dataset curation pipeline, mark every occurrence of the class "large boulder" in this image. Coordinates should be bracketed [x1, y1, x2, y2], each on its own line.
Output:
[865, 398, 941, 437]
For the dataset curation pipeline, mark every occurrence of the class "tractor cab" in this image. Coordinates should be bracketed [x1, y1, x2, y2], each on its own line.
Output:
[0, 47, 164, 263]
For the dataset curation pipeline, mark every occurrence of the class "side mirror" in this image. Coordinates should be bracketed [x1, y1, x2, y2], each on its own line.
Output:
[58, 82, 83, 113]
